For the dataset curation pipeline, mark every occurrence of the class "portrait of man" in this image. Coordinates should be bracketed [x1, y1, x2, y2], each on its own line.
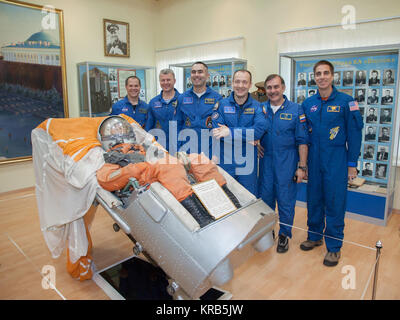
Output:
[308, 72, 316, 86]
[212, 75, 219, 87]
[296, 89, 306, 104]
[333, 72, 341, 86]
[383, 69, 395, 85]
[343, 70, 354, 86]
[380, 108, 392, 124]
[367, 88, 379, 105]
[355, 70, 367, 86]
[297, 73, 307, 86]
[104, 20, 129, 57]
[377, 146, 389, 161]
[381, 89, 394, 105]
[368, 70, 380, 86]
[219, 75, 226, 87]
[363, 144, 375, 160]
[355, 89, 365, 103]
[366, 107, 377, 123]
[359, 106, 365, 117]
[364, 126, 376, 141]
[378, 127, 390, 142]
[362, 162, 373, 177]
[375, 163, 387, 179]
[363, 145, 375, 160]
[186, 77, 192, 88]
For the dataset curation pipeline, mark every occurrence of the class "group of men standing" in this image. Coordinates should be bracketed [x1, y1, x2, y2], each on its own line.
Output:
[110, 60, 363, 268]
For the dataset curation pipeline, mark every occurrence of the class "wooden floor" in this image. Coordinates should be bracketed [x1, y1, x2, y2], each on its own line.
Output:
[1, 188, 399, 300]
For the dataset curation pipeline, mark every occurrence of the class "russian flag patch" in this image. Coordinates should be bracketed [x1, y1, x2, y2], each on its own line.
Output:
[349, 101, 359, 111]
[299, 114, 306, 123]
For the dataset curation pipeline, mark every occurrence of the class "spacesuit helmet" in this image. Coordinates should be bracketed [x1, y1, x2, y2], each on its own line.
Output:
[98, 115, 136, 151]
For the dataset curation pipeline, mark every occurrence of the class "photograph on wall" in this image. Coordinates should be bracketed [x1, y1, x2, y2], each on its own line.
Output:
[294, 52, 398, 186]
[103, 19, 129, 57]
[0, 0, 68, 163]
[183, 62, 245, 96]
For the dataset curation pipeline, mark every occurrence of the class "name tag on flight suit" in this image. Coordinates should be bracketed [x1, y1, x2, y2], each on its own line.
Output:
[280, 113, 292, 120]
[139, 108, 147, 114]
[327, 106, 340, 112]
[183, 97, 193, 104]
[243, 108, 255, 114]
[204, 98, 215, 104]
[224, 106, 235, 114]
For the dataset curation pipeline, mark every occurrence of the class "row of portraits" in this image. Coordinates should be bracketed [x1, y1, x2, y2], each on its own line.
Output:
[358, 161, 388, 180]
[297, 69, 396, 87]
[186, 74, 232, 89]
[296, 87, 395, 107]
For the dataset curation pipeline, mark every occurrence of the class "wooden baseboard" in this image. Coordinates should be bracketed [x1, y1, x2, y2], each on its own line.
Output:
[0, 186, 35, 198]
[392, 209, 400, 215]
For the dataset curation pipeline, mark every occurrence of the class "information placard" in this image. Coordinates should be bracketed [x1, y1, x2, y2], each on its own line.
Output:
[191, 179, 236, 220]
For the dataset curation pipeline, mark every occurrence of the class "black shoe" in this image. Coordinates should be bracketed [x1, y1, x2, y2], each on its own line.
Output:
[277, 235, 289, 253]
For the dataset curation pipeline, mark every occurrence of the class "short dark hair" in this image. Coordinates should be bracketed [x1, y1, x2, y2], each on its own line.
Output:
[191, 61, 208, 71]
[233, 69, 252, 82]
[313, 60, 334, 75]
[125, 75, 141, 86]
[264, 74, 285, 87]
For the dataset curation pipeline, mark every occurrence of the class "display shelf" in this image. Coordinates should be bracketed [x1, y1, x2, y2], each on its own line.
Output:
[77, 62, 156, 117]
[280, 46, 400, 226]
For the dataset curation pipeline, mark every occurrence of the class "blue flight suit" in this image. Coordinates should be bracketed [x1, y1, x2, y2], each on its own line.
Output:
[175, 86, 221, 157]
[212, 92, 267, 195]
[302, 86, 363, 252]
[110, 97, 149, 128]
[145, 89, 180, 151]
[258, 96, 309, 238]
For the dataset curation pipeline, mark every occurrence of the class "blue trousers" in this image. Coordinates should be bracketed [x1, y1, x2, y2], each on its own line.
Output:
[306, 146, 348, 252]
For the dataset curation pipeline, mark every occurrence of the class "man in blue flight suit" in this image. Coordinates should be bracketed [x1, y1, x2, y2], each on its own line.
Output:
[145, 69, 180, 152]
[110, 76, 148, 128]
[211, 69, 266, 196]
[257, 74, 309, 253]
[175, 61, 221, 158]
[300, 60, 363, 267]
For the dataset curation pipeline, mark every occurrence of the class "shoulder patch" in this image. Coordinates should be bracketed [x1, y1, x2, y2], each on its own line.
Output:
[349, 101, 359, 111]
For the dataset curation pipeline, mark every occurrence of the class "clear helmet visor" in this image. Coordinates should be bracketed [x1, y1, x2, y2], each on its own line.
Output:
[98, 116, 136, 151]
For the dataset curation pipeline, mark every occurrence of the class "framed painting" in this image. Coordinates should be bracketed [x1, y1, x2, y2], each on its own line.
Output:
[103, 18, 130, 58]
[0, 0, 68, 164]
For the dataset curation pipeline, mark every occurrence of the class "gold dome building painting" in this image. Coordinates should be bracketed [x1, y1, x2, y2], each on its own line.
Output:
[0, 0, 67, 163]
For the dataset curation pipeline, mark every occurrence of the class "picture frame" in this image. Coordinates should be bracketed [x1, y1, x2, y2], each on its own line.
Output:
[103, 18, 130, 58]
[0, 0, 68, 164]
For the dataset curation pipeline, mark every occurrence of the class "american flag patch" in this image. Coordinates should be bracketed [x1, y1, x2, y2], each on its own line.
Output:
[349, 101, 359, 111]
[299, 114, 306, 122]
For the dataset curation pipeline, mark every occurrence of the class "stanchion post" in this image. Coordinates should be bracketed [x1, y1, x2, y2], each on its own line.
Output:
[372, 240, 382, 300]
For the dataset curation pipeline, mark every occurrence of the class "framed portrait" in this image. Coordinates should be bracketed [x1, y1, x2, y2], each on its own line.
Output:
[0, 0, 68, 164]
[103, 19, 130, 58]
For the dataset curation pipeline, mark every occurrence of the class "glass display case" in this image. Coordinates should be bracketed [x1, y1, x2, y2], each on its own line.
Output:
[280, 46, 400, 226]
[77, 62, 156, 117]
[169, 58, 247, 96]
